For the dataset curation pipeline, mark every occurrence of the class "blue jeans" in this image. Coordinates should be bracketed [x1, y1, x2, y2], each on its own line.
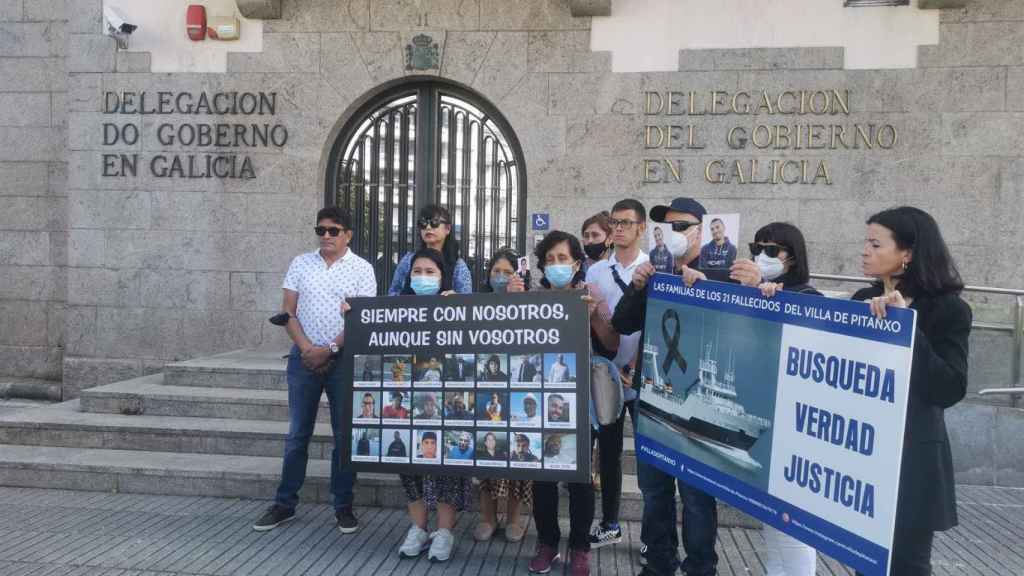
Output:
[638, 458, 718, 576]
[274, 345, 354, 511]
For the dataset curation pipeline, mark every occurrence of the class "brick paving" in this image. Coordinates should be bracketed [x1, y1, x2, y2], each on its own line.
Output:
[0, 486, 1020, 575]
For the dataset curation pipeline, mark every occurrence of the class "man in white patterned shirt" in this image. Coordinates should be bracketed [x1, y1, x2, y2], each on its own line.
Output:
[253, 206, 377, 534]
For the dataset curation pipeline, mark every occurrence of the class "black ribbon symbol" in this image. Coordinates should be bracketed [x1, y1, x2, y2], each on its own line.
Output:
[661, 309, 688, 383]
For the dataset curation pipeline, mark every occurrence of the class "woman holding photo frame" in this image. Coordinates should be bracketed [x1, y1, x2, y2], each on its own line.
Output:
[474, 248, 533, 543]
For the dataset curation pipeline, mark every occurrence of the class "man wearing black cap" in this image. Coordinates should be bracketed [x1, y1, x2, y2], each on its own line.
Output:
[613, 197, 721, 576]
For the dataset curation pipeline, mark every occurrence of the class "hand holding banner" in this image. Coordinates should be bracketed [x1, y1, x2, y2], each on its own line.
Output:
[635, 275, 915, 576]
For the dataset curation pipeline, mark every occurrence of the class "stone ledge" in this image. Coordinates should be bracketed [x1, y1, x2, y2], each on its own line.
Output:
[234, 0, 281, 20]
[570, 0, 611, 17]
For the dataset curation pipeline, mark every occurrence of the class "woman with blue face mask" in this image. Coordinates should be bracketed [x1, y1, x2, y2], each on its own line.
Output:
[475, 247, 532, 544]
[482, 248, 527, 295]
[395, 248, 469, 563]
[510, 230, 597, 576]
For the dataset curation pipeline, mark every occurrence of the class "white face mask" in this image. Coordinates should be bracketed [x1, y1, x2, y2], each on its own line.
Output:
[755, 253, 786, 281]
[647, 223, 689, 258]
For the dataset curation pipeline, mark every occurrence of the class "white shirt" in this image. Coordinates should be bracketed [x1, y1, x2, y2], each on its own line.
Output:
[586, 249, 649, 401]
[282, 248, 377, 346]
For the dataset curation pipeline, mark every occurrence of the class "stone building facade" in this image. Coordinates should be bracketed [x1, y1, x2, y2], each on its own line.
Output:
[1, 0, 1023, 407]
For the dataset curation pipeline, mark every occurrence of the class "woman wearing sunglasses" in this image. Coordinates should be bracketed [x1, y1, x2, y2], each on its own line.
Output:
[729, 222, 821, 298]
[388, 204, 472, 296]
[731, 222, 820, 576]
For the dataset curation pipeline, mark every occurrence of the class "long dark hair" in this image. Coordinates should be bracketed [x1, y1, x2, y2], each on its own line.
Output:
[400, 248, 453, 295]
[533, 230, 586, 289]
[867, 206, 963, 298]
[481, 247, 529, 292]
[419, 204, 460, 269]
[754, 222, 811, 286]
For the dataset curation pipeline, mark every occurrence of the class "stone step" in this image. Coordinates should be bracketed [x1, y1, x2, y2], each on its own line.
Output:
[0, 399, 640, 473]
[80, 374, 331, 422]
[164, 349, 289, 390]
[0, 444, 756, 527]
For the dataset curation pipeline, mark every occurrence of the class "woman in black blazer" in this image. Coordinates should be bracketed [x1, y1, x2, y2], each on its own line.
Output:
[854, 206, 971, 576]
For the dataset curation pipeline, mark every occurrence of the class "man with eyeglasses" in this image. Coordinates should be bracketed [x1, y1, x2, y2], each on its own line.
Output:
[583, 198, 649, 550]
[253, 206, 377, 535]
[612, 197, 725, 576]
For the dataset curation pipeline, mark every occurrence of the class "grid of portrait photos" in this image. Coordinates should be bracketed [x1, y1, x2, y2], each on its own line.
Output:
[351, 352, 580, 472]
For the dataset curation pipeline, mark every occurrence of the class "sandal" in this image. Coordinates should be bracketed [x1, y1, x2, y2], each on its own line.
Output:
[504, 520, 527, 542]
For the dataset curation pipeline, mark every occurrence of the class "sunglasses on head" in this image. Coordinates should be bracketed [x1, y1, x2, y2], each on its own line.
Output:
[417, 217, 449, 230]
[667, 221, 700, 233]
[749, 243, 786, 258]
[314, 226, 346, 237]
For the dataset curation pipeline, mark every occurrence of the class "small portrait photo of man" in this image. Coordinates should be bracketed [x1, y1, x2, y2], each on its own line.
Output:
[543, 392, 576, 429]
[476, 354, 509, 388]
[443, 353, 476, 387]
[351, 428, 381, 462]
[413, 355, 443, 387]
[699, 213, 740, 270]
[352, 390, 380, 424]
[412, 391, 442, 424]
[543, 353, 576, 388]
[381, 390, 411, 424]
[444, 430, 475, 466]
[443, 390, 475, 424]
[382, 428, 410, 463]
[413, 430, 441, 464]
[543, 432, 578, 470]
[509, 432, 542, 469]
[475, 431, 508, 468]
[476, 391, 508, 427]
[510, 354, 543, 388]
[354, 355, 382, 387]
[509, 392, 541, 428]
[383, 354, 412, 387]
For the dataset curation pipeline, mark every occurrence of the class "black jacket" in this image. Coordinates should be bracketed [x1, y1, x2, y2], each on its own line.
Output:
[853, 286, 971, 535]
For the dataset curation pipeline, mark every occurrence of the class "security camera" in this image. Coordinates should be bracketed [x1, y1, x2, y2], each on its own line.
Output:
[103, 6, 137, 49]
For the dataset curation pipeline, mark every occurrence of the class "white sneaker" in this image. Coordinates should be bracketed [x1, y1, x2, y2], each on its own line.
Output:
[427, 528, 454, 562]
[399, 525, 430, 558]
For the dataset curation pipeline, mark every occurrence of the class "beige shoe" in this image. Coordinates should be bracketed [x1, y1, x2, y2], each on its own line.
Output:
[473, 521, 497, 542]
[504, 520, 527, 542]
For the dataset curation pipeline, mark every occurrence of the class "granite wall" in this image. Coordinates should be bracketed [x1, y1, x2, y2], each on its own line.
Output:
[2, 0, 1023, 403]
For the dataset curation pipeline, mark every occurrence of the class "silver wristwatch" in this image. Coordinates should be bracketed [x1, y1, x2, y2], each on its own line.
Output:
[328, 342, 340, 355]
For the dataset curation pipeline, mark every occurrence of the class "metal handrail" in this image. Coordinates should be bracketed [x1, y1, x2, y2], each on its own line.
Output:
[810, 273, 1024, 394]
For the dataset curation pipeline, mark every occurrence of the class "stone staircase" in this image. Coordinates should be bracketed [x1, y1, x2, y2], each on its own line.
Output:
[0, 349, 756, 526]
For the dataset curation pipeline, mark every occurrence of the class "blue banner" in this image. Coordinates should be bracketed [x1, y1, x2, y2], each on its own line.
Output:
[636, 274, 916, 575]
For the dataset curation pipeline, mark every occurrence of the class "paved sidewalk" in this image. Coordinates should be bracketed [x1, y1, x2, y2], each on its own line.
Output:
[0, 485, 1020, 575]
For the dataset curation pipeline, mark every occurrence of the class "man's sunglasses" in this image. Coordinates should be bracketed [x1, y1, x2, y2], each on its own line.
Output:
[314, 226, 347, 237]
[417, 217, 449, 230]
[749, 243, 787, 258]
[667, 221, 700, 233]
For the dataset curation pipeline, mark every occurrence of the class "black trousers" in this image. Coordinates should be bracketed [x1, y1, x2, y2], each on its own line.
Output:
[593, 400, 636, 525]
[857, 529, 934, 576]
[533, 480, 595, 551]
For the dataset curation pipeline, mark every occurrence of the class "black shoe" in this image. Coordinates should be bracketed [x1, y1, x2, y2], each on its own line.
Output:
[336, 507, 359, 534]
[253, 504, 295, 531]
[588, 522, 623, 548]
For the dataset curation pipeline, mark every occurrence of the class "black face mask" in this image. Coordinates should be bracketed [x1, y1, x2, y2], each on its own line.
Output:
[584, 242, 607, 261]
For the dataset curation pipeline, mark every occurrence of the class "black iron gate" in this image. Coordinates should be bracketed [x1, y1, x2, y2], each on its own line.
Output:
[326, 79, 527, 293]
